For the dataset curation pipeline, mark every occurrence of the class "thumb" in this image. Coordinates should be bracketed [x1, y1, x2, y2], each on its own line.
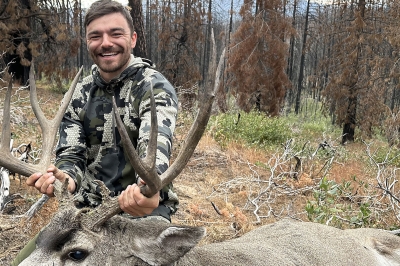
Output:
[51, 166, 76, 193]
[137, 177, 147, 187]
[52, 166, 69, 182]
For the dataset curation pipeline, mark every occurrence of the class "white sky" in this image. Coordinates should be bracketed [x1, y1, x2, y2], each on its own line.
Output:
[82, 0, 128, 9]
[312, 0, 334, 4]
[82, 0, 332, 10]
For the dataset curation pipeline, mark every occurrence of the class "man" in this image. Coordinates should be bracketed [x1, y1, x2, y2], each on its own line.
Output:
[13, 0, 178, 264]
[29, 0, 178, 220]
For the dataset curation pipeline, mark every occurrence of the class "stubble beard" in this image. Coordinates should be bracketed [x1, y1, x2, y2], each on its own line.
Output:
[91, 48, 131, 74]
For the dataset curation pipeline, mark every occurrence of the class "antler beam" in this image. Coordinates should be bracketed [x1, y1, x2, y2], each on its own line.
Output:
[0, 63, 83, 197]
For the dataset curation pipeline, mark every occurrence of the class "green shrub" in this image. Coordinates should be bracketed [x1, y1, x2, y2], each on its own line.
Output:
[209, 111, 291, 148]
[370, 145, 400, 168]
[208, 110, 340, 151]
[305, 176, 372, 228]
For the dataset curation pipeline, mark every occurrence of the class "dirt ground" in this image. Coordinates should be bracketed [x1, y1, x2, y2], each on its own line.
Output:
[0, 132, 277, 264]
[0, 85, 397, 265]
[0, 133, 378, 265]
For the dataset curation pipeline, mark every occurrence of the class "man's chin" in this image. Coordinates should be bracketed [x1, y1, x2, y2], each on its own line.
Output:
[92, 55, 130, 77]
[97, 63, 123, 74]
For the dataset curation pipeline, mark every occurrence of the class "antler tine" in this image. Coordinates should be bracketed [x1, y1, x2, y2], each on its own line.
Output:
[0, 75, 41, 176]
[161, 48, 226, 186]
[111, 44, 222, 201]
[142, 82, 159, 178]
[0, 78, 17, 169]
[113, 84, 214, 199]
[0, 63, 83, 197]
[159, 91, 214, 185]
[112, 83, 161, 197]
[30, 63, 83, 172]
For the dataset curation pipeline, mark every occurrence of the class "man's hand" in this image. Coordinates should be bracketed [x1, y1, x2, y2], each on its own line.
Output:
[26, 165, 76, 197]
[118, 181, 159, 217]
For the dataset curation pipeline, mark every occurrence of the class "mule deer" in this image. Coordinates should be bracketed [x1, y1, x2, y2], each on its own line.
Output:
[1, 67, 400, 265]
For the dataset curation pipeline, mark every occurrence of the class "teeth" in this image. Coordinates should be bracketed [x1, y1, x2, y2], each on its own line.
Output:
[102, 53, 117, 56]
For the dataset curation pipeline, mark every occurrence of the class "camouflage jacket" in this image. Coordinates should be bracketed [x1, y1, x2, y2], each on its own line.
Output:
[55, 55, 179, 213]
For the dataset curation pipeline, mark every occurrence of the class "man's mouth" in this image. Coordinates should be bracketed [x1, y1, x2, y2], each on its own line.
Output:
[99, 52, 118, 57]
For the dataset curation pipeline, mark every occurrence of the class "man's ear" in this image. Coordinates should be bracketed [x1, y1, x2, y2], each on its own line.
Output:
[131, 31, 137, 49]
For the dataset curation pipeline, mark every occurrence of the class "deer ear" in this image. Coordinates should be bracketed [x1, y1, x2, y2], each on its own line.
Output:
[132, 225, 206, 265]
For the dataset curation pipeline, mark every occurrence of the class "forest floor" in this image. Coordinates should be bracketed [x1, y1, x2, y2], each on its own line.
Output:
[0, 85, 398, 265]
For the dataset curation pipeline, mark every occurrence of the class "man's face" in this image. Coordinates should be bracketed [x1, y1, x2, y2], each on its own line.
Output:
[86, 12, 136, 82]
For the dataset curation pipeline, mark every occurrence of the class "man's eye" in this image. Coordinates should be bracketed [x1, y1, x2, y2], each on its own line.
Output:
[68, 250, 88, 261]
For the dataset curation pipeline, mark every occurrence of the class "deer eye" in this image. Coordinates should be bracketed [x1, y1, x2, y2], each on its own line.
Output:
[68, 250, 88, 261]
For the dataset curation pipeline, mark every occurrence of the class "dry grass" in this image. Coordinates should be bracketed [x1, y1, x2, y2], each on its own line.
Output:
[0, 83, 399, 264]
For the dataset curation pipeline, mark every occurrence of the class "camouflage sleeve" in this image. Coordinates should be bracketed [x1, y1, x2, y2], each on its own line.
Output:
[135, 70, 179, 212]
[54, 85, 88, 192]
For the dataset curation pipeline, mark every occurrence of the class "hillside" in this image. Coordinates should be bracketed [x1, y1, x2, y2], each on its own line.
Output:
[0, 86, 399, 265]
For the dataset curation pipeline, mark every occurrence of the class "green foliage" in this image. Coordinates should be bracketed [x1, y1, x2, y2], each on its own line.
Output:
[36, 70, 87, 94]
[305, 176, 372, 228]
[301, 119, 330, 136]
[49, 81, 70, 94]
[209, 111, 291, 148]
[208, 110, 341, 151]
[370, 145, 400, 168]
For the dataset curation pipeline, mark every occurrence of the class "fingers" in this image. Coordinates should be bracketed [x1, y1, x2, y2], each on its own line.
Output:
[52, 166, 65, 181]
[118, 184, 159, 217]
[26, 171, 56, 197]
[26, 172, 43, 187]
[25, 165, 76, 195]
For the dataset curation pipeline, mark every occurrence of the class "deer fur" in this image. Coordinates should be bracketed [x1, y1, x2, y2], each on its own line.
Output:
[19, 203, 400, 266]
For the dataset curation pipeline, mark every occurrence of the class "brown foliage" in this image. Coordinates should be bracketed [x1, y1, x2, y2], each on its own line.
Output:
[1, 0, 81, 82]
[153, 1, 204, 87]
[321, 1, 400, 141]
[226, 0, 292, 115]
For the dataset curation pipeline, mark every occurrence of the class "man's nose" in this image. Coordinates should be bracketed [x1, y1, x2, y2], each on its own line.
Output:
[101, 34, 113, 48]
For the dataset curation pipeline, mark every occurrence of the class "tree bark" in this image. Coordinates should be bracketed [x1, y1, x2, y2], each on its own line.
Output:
[295, 0, 310, 114]
[341, 0, 365, 144]
[129, 0, 147, 58]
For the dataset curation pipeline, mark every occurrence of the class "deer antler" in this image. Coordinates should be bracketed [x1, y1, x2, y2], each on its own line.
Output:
[0, 63, 83, 198]
[82, 85, 214, 231]
[84, 49, 224, 231]
[113, 83, 161, 197]
[131, 32, 223, 197]
[80, 84, 163, 231]
[114, 87, 214, 198]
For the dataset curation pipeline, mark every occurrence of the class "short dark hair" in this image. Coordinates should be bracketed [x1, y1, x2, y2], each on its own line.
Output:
[84, 0, 134, 35]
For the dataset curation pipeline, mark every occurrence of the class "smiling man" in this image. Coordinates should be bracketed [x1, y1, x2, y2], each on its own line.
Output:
[86, 10, 135, 81]
[34, 0, 179, 220]
[13, 1, 179, 264]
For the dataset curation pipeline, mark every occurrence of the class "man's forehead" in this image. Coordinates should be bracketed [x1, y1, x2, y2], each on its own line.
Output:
[86, 12, 130, 31]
